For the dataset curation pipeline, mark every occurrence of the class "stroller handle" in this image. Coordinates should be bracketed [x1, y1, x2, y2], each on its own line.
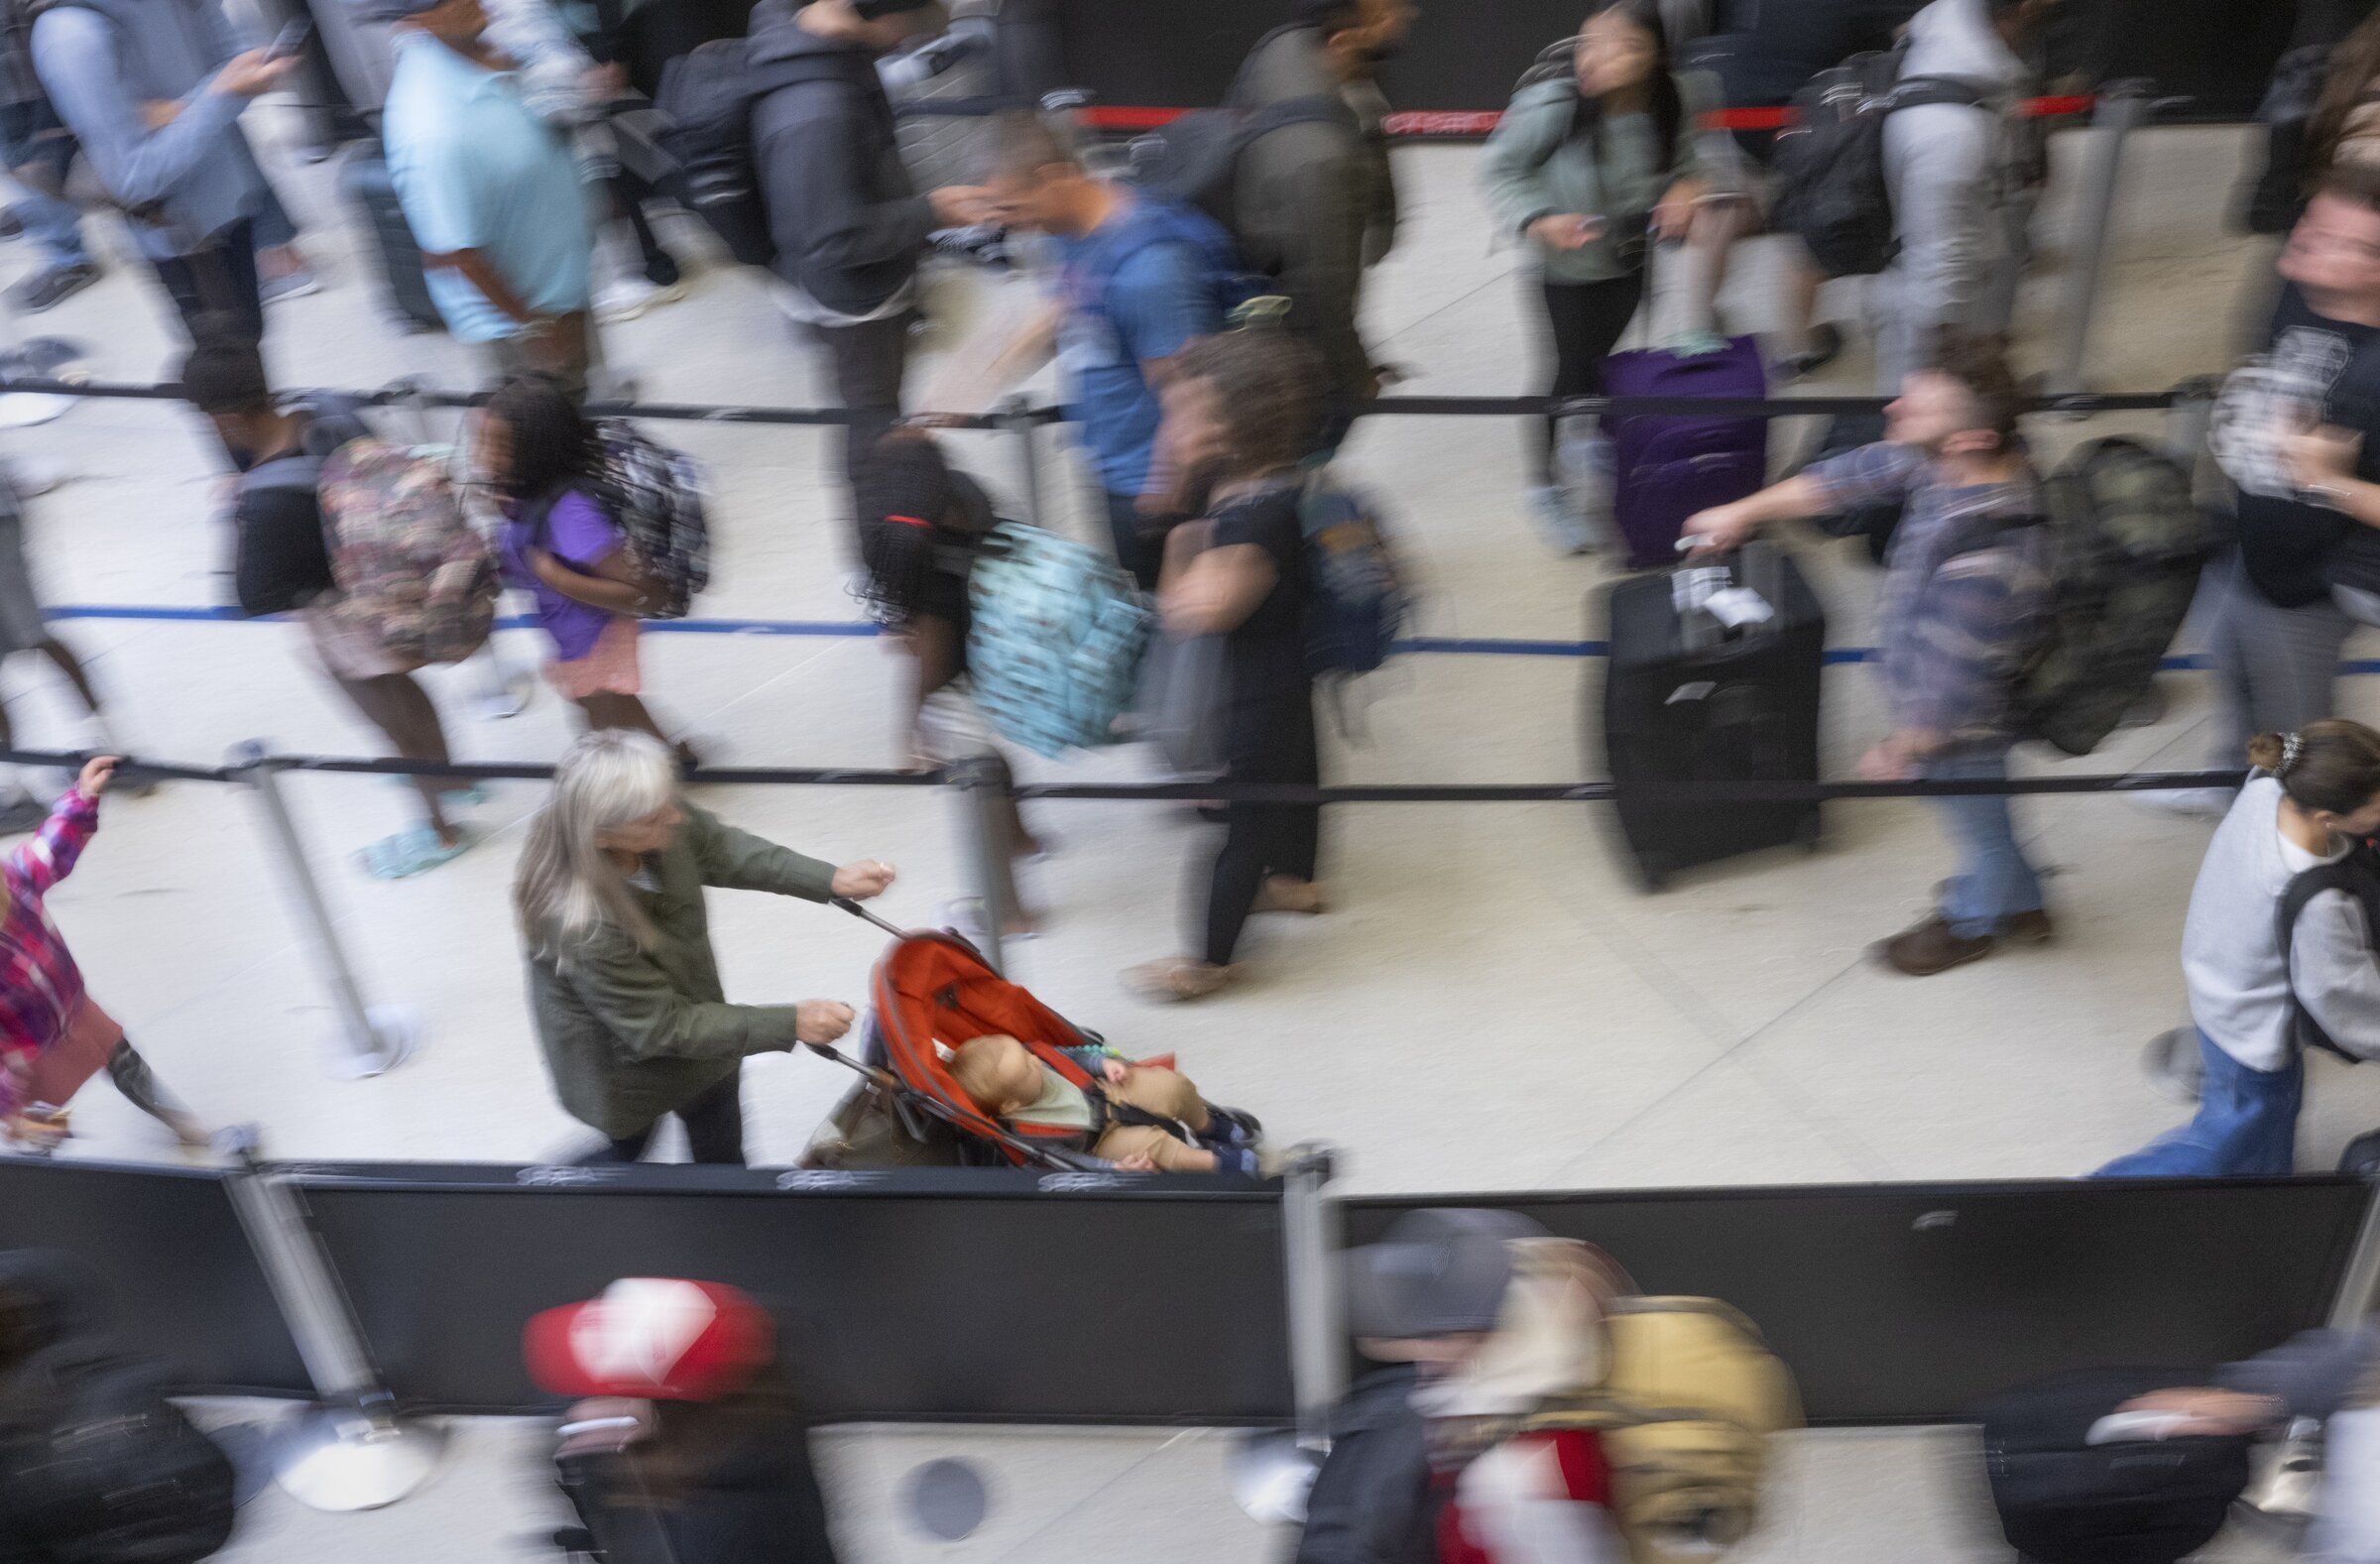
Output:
[831, 896, 909, 939]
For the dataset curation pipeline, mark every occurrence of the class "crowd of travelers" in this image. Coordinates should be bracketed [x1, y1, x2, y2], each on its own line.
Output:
[6, 0, 2380, 1562]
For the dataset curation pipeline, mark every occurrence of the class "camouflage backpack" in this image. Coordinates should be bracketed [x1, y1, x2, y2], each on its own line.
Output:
[2009, 437, 2221, 757]
[316, 440, 500, 667]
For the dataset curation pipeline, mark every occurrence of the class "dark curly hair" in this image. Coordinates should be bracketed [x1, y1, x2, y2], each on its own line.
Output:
[852, 428, 999, 626]
[483, 375, 602, 504]
[1168, 327, 1326, 490]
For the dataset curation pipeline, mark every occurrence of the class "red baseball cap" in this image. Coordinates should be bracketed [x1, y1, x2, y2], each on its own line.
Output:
[524, 1279, 774, 1401]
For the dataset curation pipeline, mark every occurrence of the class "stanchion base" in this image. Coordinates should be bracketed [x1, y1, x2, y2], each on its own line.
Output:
[323, 1005, 425, 1081]
[269, 1403, 447, 1511]
[1229, 1429, 1322, 1525]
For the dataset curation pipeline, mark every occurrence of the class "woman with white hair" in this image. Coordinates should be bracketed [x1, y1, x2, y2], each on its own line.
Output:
[514, 730, 897, 1164]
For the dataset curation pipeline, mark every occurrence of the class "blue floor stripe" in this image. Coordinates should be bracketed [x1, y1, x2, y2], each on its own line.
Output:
[41, 604, 2380, 674]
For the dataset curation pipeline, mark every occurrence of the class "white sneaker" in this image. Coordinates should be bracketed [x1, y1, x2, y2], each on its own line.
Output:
[594, 277, 687, 324]
[2129, 786, 2235, 818]
[1526, 485, 1597, 555]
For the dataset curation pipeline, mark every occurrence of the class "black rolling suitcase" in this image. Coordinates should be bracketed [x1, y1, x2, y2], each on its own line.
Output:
[1975, 1370, 2255, 1564]
[339, 143, 443, 334]
[1598, 542, 1826, 890]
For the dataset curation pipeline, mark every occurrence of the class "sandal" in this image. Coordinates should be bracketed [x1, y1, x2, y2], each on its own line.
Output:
[354, 823, 473, 880]
[384, 776, 490, 808]
[1250, 876, 1326, 915]
[1124, 957, 1238, 1004]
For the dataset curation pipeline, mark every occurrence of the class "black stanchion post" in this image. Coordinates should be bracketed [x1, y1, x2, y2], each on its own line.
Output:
[218, 1130, 448, 1509]
[2049, 82, 2151, 400]
[231, 742, 422, 1078]
[999, 394, 1045, 525]
[948, 755, 1013, 973]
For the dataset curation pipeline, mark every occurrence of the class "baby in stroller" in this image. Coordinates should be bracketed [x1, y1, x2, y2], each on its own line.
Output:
[950, 1034, 1261, 1174]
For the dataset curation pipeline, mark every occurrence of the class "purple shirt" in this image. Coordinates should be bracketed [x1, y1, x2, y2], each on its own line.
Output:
[500, 487, 623, 662]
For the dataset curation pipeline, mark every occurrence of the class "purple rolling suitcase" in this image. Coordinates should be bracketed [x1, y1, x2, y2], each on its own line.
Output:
[1603, 337, 1770, 570]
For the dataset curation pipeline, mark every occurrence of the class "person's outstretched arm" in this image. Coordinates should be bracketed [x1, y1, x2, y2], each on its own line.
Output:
[1687, 442, 1925, 552]
[3, 758, 113, 900]
[562, 936, 853, 1061]
[681, 805, 893, 903]
[33, 11, 290, 211]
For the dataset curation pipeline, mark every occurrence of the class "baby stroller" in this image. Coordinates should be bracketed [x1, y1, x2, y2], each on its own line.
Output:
[801, 901, 1216, 1172]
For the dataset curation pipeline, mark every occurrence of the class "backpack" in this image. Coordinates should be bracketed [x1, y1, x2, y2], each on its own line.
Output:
[1074, 193, 1261, 349]
[1768, 48, 1984, 279]
[1300, 472, 1407, 677]
[592, 421, 710, 620]
[2277, 840, 2380, 1064]
[653, 41, 848, 268]
[2008, 438, 2219, 758]
[1124, 42, 1361, 296]
[317, 439, 501, 667]
[1521, 1297, 1800, 1564]
[0, 1361, 236, 1564]
[230, 394, 378, 618]
[2244, 45, 2330, 237]
[966, 522, 1152, 759]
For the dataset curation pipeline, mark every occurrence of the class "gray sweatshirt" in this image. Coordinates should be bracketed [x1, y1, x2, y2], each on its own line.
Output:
[31, 0, 271, 260]
[2185, 777, 2380, 1071]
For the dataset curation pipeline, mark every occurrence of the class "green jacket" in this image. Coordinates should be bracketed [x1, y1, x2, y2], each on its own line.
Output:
[524, 806, 838, 1139]
[1476, 72, 1716, 285]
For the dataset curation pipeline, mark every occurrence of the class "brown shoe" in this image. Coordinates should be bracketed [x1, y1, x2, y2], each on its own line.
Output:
[2001, 908, 2056, 945]
[1873, 914, 1996, 977]
[1251, 876, 1326, 915]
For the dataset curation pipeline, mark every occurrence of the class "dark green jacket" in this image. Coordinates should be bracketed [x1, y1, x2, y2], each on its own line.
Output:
[525, 806, 837, 1139]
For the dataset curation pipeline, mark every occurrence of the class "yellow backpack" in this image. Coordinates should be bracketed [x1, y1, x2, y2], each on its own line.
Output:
[1530, 1296, 1802, 1564]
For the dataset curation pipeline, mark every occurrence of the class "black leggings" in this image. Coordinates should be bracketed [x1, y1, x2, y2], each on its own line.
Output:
[586, 1069, 747, 1165]
[1202, 696, 1321, 967]
[1536, 271, 1647, 483]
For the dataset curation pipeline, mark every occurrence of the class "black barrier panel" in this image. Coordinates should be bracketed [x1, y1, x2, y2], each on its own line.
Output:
[1347, 1177, 2371, 1425]
[291, 1163, 1294, 1424]
[1055, 0, 2302, 122]
[0, 1155, 310, 1396]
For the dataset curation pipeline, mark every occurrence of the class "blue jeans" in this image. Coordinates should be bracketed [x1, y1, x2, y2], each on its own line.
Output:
[2095, 1029, 2304, 1177]
[5, 186, 87, 270]
[1926, 747, 2044, 938]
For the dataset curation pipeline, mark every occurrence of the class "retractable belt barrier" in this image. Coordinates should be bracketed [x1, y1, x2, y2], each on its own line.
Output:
[2, 1152, 2373, 1444]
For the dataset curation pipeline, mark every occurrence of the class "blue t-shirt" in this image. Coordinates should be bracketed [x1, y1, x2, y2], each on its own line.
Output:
[1055, 202, 1225, 498]
[384, 33, 593, 344]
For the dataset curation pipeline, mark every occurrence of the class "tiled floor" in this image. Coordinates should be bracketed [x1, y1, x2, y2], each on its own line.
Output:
[3, 108, 2357, 1559]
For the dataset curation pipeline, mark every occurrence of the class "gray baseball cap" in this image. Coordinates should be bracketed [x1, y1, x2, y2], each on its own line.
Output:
[1345, 1208, 1543, 1340]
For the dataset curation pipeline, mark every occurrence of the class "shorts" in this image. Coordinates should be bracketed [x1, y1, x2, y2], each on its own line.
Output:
[23, 995, 120, 1110]
[547, 616, 642, 699]
[300, 599, 419, 682]
[0, 506, 49, 656]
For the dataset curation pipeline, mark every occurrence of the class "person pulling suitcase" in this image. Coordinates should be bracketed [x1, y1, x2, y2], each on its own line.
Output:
[1685, 331, 2055, 975]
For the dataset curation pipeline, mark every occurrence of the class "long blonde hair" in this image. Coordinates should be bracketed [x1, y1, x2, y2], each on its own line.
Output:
[513, 729, 680, 962]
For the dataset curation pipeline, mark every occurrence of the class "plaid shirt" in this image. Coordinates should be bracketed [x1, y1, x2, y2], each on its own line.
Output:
[1806, 442, 2053, 748]
[0, 789, 99, 1108]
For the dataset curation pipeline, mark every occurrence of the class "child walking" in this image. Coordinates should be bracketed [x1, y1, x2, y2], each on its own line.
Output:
[2, 758, 204, 1150]
[478, 376, 692, 761]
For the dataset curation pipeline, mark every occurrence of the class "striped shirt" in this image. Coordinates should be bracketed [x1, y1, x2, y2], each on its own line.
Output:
[1807, 442, 2053, 748]
[0, 790, 99, 1108]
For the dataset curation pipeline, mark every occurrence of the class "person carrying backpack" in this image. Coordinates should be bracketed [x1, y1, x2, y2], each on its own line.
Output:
[745, 0, 993, 500]
[2098, 723, 2380, 1178]
[1226, 0, 1415, 445]
[1128, 327, 1329, 1004]
[178, 327, 483, 880]
[925, 110, 1231, 589]
[478, 375, 697, 763]
[852, 428, 1046, 940]
[1844, 0, 2053, 395]
[1687, 333, 2055, 977]
[1477, 1, 1734, 554]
